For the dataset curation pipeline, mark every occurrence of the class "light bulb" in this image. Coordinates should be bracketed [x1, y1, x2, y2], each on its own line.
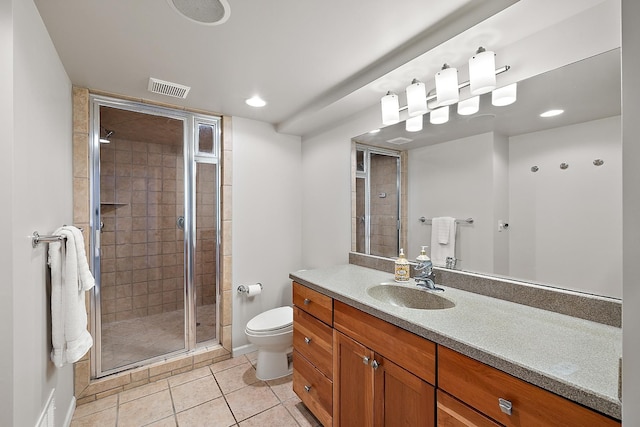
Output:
[381, 91, 400, 125]
[406, 115, 423, 132]
[435, 65, 459, 106]
[430, 106, 449, 125]
[457, 96, 479, 116]
[469, 47, 496, 95]
[492, 83, 517, 106]
[406, 79, 428, 117]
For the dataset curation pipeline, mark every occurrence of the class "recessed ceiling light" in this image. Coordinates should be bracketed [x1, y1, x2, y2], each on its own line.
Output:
[246, 96, 266, 107]
[540, 109, 564, 118]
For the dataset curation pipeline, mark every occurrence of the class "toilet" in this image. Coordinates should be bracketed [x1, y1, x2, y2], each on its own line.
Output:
[245, 306, 293, 380]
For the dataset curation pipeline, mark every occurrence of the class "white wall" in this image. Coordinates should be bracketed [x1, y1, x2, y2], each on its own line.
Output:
[0, 0, 15, 424]
[300, 106, 382, 269]
[622, 0, 640, 423]
[509, 117, 622, 297]
[407, 132, 497, 271]
[5, 0, 74, 426]
[231, 117, 302, 352]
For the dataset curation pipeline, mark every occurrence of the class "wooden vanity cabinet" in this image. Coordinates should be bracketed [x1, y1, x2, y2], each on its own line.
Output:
[292, 282, 334, 427]
[333, 301, 436, 427]
[438, 346, 620, 427]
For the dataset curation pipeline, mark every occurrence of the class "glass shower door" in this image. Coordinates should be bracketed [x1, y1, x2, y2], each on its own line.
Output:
[97, 105, 187, 373]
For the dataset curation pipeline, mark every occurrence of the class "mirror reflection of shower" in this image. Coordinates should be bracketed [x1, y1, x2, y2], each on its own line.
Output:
[91, 98, 221, 377]
[355, 145, 402, 258]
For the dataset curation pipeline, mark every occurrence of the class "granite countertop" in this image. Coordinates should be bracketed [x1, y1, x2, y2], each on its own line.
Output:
[290, 264, 622, 420]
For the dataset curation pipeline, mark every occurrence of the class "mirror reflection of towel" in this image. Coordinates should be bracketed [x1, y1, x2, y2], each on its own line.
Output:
[431, 217, 457, 267]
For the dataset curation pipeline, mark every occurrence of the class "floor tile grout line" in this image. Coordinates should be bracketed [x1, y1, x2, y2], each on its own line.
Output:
[212, 370, 239, 426]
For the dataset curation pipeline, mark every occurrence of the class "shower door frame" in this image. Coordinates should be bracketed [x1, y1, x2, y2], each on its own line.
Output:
[355, 144, 402, 257]
[88, 95, 222, 378]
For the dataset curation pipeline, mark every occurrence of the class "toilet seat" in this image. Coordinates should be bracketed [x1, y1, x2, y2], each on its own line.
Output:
[245, 306, 293, 335]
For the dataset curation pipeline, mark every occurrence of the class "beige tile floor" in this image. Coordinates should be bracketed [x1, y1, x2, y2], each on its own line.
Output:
[70, 352, 322, 427]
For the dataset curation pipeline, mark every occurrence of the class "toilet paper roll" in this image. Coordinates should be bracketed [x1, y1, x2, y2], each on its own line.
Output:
[246, 284, 262, 297]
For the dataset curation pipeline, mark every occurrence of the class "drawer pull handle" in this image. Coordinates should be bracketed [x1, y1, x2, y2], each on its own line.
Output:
[498, 398, 513, 416]
[304, 385, 312, 392]
[371, 360, 380, 370]
[363, 356, 370, 365]
[304, 337, 312, 344]
[303, 298, 311, 305]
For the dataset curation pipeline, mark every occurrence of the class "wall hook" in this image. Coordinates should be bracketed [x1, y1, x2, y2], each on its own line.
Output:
[560, 162, 569, 170]
[593, 159, 604, 166]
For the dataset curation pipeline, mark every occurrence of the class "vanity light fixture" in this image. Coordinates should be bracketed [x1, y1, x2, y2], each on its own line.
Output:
[406, 79, 428, 117]
[492, 83, 518, 106]
[430, 106, 449, 125]
[381, 91, 400, 125]
[246, 96, 267, 107]
[100, 129, 114, 144]
[540, 109, 564, 118]
[380, 47, 510, 126]
[457, 96, 480, 115]
[469, 47, 496, 95]
[435, 64, 459, 106]
[406, 114, 423, 132]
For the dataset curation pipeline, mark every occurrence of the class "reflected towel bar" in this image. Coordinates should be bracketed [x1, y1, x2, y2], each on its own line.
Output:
[418, 217, 474, 225]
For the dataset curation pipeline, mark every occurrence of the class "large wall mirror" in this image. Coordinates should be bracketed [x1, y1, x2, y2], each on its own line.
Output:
[352, 47, 621, 299]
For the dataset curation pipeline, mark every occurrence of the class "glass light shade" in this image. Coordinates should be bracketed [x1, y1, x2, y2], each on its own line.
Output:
[457, 96, 480, 115]
[469, 49, 496, 95]
[430, 106, 449, 125]
[381, 92, 400, 125]
[406, 115, 423, 132]
[406, 80, 428, 117]
[492, 83, 517, 106]
[435, 67, 459, 106]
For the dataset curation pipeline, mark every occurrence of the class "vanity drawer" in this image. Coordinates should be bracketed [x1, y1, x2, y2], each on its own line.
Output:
[293, 281, 333, 326]
[293, 350, 333, 427]
[438, 346, 620, 427]
[437, 390, 501, 427]
[334, 300, 436, 385]
[293, 306, 333, 379]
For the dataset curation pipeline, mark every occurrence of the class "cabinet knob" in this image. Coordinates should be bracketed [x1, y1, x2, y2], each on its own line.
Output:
[303, 298, 311, 305]
[304, 337, 312, 344]
[363, 356, 370, 365]
[304, 385, 312, 392]
[498, 398, 513, 415]
[371, 360, 380, 370]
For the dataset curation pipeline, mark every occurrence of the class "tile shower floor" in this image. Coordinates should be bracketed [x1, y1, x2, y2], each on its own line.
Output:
[102, 305, 217, 371]
[70, 352, 321, 427]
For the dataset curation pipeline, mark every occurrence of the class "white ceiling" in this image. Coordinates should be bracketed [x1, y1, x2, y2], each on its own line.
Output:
[34, 0, 616, 137]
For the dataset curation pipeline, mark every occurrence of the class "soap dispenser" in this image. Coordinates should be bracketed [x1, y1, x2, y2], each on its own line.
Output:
[416, 246, 430, 263]
[394, 248, 410, 282]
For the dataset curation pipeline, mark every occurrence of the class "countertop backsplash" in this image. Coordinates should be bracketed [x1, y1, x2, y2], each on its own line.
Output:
[349, 252, 621, 328]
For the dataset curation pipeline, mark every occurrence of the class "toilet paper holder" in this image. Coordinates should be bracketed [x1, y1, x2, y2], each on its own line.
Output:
[237, 283, 263, 294]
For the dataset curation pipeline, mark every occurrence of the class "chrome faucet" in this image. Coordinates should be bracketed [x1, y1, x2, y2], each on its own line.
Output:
[414, 258, 444, 292]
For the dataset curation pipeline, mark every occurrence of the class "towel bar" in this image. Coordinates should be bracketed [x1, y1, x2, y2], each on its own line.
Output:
[418, 217, 474, 224]
[32, 227, 84, 248]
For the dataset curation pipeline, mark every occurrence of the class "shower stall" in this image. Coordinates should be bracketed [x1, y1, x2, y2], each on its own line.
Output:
[89, 96, 221, 377]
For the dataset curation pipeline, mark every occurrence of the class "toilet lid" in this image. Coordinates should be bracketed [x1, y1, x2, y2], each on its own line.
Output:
[246, 306, 293, 332]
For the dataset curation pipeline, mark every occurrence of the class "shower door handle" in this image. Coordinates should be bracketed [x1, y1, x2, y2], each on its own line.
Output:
[177, 216, 185, 230]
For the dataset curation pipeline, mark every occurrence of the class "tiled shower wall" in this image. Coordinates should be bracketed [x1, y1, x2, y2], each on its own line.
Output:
[369, 153, 399, 258]
[100, 137, 190, 322]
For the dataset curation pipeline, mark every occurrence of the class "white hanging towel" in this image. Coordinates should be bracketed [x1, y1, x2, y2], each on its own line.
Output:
[48, 226, 95, 368]
[430, 217, 457, 267]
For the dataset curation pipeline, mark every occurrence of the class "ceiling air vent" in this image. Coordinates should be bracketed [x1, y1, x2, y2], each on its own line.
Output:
[386, 137, 413, 145]
[148, 77, 191, 99]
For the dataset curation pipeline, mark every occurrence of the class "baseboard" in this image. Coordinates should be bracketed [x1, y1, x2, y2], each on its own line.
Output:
[63, 396, 75, 427]
[232, 343, 257, 357]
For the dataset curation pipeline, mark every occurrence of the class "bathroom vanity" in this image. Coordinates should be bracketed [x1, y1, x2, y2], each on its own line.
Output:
[290, 264, 621, 426]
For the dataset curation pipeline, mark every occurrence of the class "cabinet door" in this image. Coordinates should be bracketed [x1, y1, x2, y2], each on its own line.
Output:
[373, 353, 435, 427]
[334, 330, 374, 427]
